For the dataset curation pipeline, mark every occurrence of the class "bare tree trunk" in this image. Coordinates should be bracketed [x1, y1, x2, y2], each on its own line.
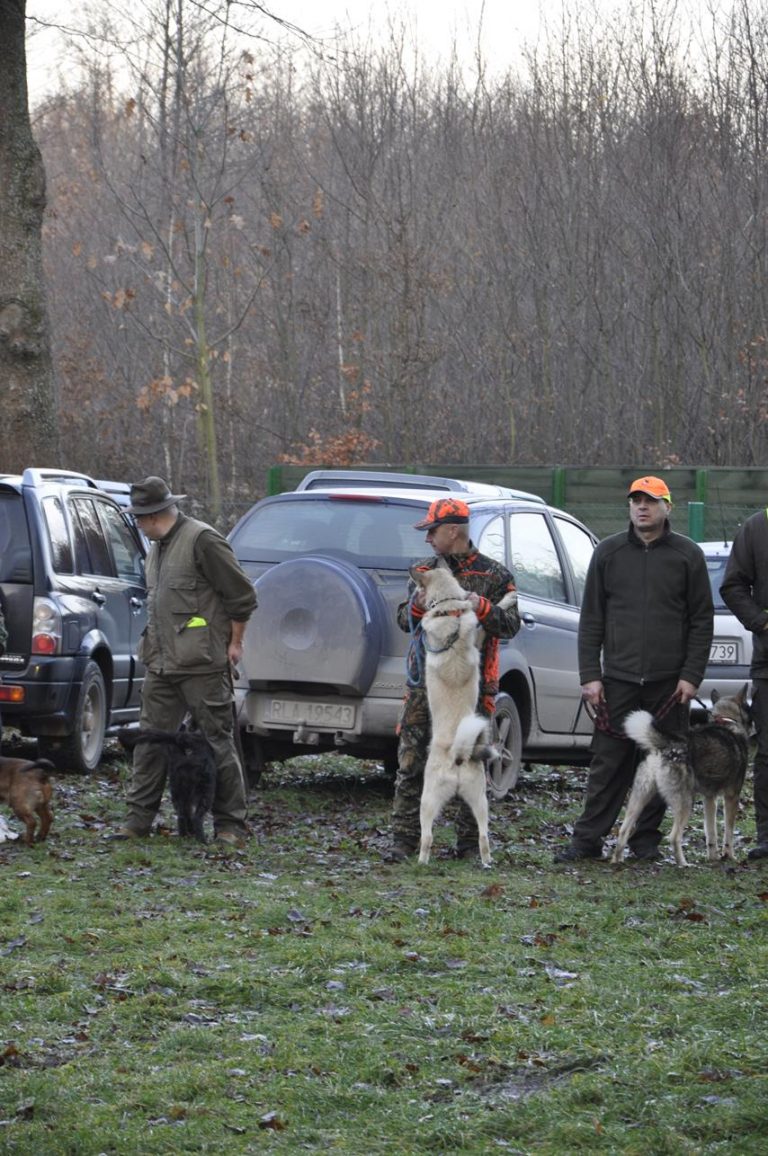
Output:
[0, 0, 58, 467]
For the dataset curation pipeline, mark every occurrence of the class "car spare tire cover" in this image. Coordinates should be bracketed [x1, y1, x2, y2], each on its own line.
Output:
[243, 555, 387, 695]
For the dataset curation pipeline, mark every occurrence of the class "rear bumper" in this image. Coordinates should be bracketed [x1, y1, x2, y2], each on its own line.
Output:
[238, 688, 401, 748]
[0, 656, 86, 735]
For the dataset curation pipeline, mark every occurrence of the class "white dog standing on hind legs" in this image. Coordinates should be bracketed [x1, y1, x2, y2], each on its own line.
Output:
[412, 561, 517, 868]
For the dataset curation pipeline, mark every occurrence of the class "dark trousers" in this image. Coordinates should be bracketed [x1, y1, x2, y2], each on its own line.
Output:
[125, 668, 248, 837]
[571, 677, 689, 853]
[749, 679, 768, 844]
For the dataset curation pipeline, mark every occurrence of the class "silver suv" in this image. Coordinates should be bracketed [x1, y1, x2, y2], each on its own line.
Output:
[229, 471, 598, 794]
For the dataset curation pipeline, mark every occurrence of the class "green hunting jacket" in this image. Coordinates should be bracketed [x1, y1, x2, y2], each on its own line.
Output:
[138, 514, 257, 675]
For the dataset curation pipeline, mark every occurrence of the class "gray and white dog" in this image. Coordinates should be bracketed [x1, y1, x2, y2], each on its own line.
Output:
[612, 685, 750, 866]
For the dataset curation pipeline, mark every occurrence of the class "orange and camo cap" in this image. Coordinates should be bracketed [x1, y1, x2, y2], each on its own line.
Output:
[414, 497, 471, 531]
[627, 476, 672, 503]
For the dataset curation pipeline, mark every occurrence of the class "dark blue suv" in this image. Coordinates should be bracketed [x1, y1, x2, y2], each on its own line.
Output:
[0, 468, 147, 771]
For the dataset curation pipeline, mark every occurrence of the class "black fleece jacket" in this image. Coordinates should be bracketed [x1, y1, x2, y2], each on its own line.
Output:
[720, 509, 768, 677]
[578, 522, 713, 686]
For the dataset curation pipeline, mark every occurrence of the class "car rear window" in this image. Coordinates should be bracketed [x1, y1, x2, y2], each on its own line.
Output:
[232, 497, 428, 563]
[0, 492, 33, 582]
[705, 555, 728, 610]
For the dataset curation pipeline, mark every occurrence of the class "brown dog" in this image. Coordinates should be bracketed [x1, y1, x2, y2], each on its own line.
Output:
[0, 756, 54, 845]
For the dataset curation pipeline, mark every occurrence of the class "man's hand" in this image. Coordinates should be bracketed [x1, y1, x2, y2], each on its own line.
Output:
[228, 639, 244, 669]
[228, 621, 247, 671]
[581, 680, 604, 706]
[675, 679, 698, 705]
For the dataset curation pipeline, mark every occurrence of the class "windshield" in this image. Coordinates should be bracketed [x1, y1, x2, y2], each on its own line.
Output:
[232, 496, 430, 564]
[0, 493, 32, 583]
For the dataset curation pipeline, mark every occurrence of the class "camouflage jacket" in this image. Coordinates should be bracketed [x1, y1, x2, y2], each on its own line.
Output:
[397, 546, 520, 712]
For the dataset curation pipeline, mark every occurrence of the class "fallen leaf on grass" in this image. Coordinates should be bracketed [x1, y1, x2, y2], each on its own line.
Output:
[368, 987, 396, 1002]
[480, 882, 504, 899]
[1, 936, 27, 955]
[544, 965, 579, 985]
[521, 932, 559, 947]
[318, 1004, 351, 1020]
[461, 1030, 489, 1043]
[669, 900, 708, 923]
[0, 1044, 21, 1067]
[698, 1068, 741, 1082]
[259, 1111, 287, 1131]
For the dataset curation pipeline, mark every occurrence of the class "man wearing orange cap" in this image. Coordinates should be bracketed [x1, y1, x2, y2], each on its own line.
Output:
[554, 476, 713, 863]
[387, 497, 520, 862]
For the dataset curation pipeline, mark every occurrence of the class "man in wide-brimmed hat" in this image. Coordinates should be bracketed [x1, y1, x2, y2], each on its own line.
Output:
[110, 477, 257, 847]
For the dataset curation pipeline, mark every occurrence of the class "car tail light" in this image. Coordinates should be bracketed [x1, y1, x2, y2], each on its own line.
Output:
[0, 685, 25, 703]
[31, 597, 62, 656]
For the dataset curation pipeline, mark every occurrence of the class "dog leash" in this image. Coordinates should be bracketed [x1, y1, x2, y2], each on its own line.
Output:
[586, 689, 683, 739]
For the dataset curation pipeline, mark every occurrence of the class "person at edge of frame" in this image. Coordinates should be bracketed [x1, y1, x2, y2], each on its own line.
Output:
[720, 506, 768, 860]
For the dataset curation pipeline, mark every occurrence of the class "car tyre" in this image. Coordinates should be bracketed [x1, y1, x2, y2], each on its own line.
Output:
[39, 660, 107, 774]
[486, 691, 523, 800]
[239, 730, 268, 789]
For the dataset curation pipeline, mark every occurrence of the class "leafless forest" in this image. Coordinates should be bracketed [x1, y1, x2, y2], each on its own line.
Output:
[31, 2, 768, 522]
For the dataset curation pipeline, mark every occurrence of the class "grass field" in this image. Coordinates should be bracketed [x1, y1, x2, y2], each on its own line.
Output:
[1, 747, 767, 1155]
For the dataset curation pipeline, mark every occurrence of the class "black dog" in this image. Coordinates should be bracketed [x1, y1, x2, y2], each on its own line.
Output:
[117, 727, 217, 842]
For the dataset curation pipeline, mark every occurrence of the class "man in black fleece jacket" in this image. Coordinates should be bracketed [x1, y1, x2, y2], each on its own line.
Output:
[720, 510, 768, 859]
[554, 476, 713, 863]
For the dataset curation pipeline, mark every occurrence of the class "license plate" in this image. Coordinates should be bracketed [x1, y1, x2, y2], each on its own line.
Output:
[265, 699, 356, 729]
[710, 642, 738, 663]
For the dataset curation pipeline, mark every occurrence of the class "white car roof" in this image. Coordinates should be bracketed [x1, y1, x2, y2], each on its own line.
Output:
[288, 485, 549, 509]
[699, 540, 733, 555]
[295, 469, 546, 505]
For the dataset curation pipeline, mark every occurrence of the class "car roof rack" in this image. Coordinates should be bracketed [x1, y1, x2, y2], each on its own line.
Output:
[21, 467, 100, 489]
[296, 469, 545, 504]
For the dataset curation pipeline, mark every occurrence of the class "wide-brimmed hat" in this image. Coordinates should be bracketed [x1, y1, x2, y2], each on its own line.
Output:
[627, 476, 672, 503]
[125, 476, 186, 515]
[414, 497, 471, 531]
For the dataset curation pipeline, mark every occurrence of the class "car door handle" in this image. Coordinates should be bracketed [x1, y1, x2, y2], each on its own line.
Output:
[521, 612, 536, 625]
[92, 591, 106, 606]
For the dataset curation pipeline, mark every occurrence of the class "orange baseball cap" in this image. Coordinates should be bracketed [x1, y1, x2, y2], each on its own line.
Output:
[627, 476, 672, 502]
[414, 497, 471, 530]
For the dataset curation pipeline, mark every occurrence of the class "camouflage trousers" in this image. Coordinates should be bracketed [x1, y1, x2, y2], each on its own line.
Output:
[392, 687, 487, 850]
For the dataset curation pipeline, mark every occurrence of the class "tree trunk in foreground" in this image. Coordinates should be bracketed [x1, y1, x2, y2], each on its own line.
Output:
[0, 0, 58, 468]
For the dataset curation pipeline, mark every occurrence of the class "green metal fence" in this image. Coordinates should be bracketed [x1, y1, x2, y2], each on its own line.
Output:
[265, 464, 767, 541]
